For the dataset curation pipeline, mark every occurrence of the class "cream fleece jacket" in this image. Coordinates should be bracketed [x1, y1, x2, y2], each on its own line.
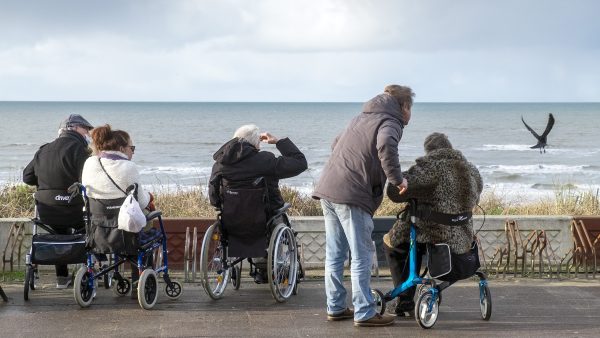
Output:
[81, 151, 150, 209]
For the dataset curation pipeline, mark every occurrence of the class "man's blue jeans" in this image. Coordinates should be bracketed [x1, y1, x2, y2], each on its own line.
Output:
[321, 199, 376, 321]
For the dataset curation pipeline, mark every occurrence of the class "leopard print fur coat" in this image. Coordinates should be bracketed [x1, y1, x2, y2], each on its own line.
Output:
[386, 147, 483, 254]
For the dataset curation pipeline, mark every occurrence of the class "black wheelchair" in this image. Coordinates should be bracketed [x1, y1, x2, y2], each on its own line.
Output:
[24, 189, 88, 300]
[71, 183, 182, 310]
[200, 177, 302, 302]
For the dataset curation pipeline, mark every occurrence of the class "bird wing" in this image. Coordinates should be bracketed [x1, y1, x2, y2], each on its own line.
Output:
[540, 113, 555, 138]
[521, 116, 540, 139]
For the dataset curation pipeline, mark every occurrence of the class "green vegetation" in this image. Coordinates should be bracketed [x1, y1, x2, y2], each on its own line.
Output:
[2, 181, 599, 218]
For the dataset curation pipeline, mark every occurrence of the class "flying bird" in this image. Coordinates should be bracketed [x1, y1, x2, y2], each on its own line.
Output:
[521, 113, 555, 153]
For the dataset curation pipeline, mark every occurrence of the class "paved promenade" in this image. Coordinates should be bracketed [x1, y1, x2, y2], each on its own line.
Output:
[1, 277, 600, 337]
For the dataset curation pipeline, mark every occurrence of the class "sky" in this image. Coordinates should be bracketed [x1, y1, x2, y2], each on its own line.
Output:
[0, 0, 599, 102]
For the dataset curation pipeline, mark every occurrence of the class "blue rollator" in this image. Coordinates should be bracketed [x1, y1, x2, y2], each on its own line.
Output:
[372, 200, 492, 329]
[71, 183, 182, 310]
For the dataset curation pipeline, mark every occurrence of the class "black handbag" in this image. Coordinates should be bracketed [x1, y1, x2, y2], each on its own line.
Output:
[31, 233, 87, 265]
[427, 241, 480, 282]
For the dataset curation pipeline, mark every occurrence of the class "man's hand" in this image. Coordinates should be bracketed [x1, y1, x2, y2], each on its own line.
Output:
[260, 132, 279, 144]
[397, 178, 408, 195]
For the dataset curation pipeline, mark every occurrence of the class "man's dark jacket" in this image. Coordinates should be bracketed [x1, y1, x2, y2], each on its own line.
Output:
[23, 130, 89, 228]
[208, 137, 307, 213]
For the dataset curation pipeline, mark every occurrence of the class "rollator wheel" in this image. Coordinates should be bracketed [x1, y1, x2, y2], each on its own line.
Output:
[113, 278, 131, 297]
[23, 265, 34, 301]
[231, 265, 241, 290]
[480, 284, 492, 320]
[138, 269, 159, 310]
[415, 289, 439, 329]
[268, 224, 298, 303]
[164, 280, 183, 300]
[200, 223, 230, 300]
[371, 289, 386, 315]
[74, 266, 94, 308]
[30, 267, 37, 291]
[417, 283, 442, 306]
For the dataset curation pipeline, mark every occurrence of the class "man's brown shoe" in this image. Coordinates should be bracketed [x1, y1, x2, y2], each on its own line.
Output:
[354, 313, 395, 327]
[327, 308, 354, 321]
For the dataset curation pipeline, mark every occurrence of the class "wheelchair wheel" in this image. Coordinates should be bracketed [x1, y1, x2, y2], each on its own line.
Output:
[480, 284, 492, 320]
[200, 223, 230, 300]
[138, 269, 159, 310]
[415, 289, 439, 329]
[0, 285, 7, 302]
[292, 260, 304, 296]
[371, 289, 386, 315]
[267, 224, 298, 303]
[113, 277, 131, 297]
[74, 266, 94, 308]
[23, 265, 34, 301]
[164, 280, 183, 300]
[231, 265, 241, 290]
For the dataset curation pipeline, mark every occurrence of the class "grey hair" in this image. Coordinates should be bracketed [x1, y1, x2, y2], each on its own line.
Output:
[233, 124, 260, 148]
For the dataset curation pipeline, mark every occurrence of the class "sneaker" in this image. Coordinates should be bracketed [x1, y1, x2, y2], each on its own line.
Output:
[56, 275, 72, 289]
[354, 314, 395, 327]
[327, 308, 354, 321]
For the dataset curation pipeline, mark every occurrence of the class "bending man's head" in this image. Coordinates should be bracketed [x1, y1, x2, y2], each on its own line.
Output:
[233, 124, 261, 148]
[384, 84, 415, 125]
[424, 132, 453, 153]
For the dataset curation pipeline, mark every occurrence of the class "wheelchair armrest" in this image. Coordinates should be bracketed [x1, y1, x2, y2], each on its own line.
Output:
[146, 210, 162, 221]
[274, 203, 291, 215]
[267, 203, 291, 225]
[31, 219, 56, 234]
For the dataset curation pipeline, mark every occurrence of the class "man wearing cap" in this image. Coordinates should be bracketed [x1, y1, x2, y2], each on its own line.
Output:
[313, 85, 414, 327]
[23, 114, 94, 289]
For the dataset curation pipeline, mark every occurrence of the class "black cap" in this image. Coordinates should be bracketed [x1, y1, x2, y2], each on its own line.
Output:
[60, 114, 93, 130]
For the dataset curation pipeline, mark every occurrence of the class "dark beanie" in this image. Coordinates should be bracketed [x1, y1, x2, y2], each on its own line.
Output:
[424, 132, 452, 153]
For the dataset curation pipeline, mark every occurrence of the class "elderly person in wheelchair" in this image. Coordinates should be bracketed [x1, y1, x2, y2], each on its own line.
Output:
[208, 124, 307, 285]
[383, 132, 483, 316]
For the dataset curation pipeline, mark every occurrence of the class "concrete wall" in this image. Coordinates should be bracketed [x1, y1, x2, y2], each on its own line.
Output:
[0, 215, 574, 271]
[294, 215, 574, 268]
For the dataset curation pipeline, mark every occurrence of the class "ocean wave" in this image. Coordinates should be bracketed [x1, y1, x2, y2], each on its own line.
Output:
[479, 164, 590, 174]
[0, 143, 38, 148]
[476, 144, 586, 154]
[139, 166, 212, 176]
[477, 144, 534, 151]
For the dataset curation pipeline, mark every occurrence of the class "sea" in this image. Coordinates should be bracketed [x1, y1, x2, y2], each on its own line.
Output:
[1, 102, 599, 202]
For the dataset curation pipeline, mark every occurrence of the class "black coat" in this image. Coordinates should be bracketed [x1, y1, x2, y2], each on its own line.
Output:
[23, 130, 90, 227]
[209, 137, 307, 213]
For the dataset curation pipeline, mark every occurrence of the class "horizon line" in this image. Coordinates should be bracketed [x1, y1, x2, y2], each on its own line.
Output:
[1, 100, 599, 104]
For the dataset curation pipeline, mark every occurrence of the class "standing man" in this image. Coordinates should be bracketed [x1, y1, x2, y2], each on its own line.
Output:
[23, 114, 93, 289]
[313, 85, 414, 327]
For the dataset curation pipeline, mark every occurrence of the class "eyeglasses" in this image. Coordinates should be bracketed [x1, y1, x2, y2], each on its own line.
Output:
[128, 145, 136, 152]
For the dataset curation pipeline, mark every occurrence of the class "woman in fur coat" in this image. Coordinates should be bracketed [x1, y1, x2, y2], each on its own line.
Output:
[383, 132, 483, 315]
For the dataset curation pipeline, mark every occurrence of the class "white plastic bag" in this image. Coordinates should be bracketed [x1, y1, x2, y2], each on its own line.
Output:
[117, 193, 146, 233]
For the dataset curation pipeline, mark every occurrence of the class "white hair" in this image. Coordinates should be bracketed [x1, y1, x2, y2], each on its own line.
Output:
[233, 124, 260, 148]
